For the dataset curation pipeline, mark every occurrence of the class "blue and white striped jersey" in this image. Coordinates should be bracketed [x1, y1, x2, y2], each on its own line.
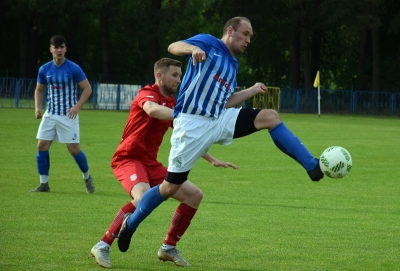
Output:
[37, 59, 87, 116]
[174, 34, 238, 119]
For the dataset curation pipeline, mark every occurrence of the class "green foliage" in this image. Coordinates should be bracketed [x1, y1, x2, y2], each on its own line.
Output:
[0, 0, 400, 89]
[1, 108, 400, 270]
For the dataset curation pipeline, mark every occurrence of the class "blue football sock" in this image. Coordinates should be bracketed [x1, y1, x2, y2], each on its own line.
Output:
[73, 150, 89, 173]
[36, 151, 50, 175]
[269, 122, 317, 171]
[127, 185, 165, 231]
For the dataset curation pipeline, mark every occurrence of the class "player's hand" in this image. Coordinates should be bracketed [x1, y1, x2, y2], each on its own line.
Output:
[192, 47, 206, 66]
[68, 106, 80, 119]
[35, 109, 42, 119]
[211, 159, 238, 169]
[253, 82, 267, 94]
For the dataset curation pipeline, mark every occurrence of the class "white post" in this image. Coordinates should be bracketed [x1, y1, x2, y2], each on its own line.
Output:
[318, 85, 321, 118]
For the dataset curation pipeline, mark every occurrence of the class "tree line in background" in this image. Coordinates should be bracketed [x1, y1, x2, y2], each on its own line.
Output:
[1, 0, 399, 91]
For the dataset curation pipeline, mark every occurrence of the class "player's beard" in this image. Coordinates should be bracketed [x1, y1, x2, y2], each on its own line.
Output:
[164, 85, 177, 96]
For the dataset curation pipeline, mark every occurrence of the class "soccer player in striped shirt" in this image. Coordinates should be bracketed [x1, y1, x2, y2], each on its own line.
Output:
[31, 35, 95, 193]
[118, 16, 324, 263]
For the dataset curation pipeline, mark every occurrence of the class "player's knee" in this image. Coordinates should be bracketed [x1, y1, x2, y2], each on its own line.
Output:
[130, 188, 144, 205]
[131, 196, 141, 207]
[130, 182, 150, 205]
[37, 140, 51, 151]
[184, 187, 203, 208]
[195, 188, 203, 204]
[191, 186, 204, 204]
[129, 196, 138, 206]
[67, 144, 81, 156]
[256, 109, 281, 130]
[160, 181, 181, 198]
[262, 109, 280, 121]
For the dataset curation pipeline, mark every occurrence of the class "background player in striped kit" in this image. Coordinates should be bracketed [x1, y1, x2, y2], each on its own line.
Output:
[32, 35, 95, 193]
[90, 58, 237, 268]
[118, 16, 324, 263]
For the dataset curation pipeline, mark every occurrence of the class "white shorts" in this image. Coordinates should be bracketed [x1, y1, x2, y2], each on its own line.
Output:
[168, 108, 240, 173]
[36, 112, 80, 143]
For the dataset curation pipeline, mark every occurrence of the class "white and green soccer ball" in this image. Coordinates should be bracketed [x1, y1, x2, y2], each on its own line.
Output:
[319, 146, 352, 178]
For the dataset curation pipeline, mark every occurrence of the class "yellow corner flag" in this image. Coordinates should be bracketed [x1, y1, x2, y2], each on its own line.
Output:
[313, 71, 320, 88]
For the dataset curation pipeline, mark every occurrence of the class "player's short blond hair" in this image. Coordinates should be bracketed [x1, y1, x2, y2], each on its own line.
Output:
[154, 58, 182, 75]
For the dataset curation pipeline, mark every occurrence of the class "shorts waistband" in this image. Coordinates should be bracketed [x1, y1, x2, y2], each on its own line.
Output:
[175, 112, 218, 121]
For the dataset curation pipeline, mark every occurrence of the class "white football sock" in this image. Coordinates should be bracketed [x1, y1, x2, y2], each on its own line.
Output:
[40, 175, 49, 184]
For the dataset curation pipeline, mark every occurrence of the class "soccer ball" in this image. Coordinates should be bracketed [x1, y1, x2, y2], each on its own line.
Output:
[319, 146, 352, 178]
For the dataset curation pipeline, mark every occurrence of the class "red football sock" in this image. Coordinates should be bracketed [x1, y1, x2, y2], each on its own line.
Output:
[101, 201, 136, 245]
[164, 203, 197, 246]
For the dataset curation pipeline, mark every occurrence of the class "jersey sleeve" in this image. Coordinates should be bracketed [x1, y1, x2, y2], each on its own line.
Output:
[37, 66, 47, 85]
[184, 34, 214, 54]
[136, 89, 160, 108]
[70, 61, 87, 83]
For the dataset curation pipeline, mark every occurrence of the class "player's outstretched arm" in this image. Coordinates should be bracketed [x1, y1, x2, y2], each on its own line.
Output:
[202, 153, 238, 169]
[225, 82, 267, 108]
[143, 101, 174, 120]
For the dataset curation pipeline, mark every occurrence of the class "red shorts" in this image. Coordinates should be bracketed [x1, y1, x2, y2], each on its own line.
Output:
[112, 159, 166, 197]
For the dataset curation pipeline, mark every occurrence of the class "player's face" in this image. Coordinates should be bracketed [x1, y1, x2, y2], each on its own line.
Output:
[50, 44, 67, 61]
[229, 20, 253, 55]
[161, 66, 182, 95]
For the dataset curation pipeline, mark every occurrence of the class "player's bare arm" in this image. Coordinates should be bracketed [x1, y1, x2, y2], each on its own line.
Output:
[168, 41, 206, 65]
[225, 82, 267, 108]
[202, 153, 238, 169]
[68, 79, 92, 119]
[34, 83, 46, 119]
[142, 101, 174, 120]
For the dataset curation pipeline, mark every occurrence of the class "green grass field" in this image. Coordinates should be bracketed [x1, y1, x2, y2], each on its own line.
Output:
[1, 108, 399, 271]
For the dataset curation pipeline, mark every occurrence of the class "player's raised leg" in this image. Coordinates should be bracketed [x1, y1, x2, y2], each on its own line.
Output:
[253, 109, 324, 181]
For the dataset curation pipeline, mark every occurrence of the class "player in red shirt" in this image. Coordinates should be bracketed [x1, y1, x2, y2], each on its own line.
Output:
[90, 58, 237, 268]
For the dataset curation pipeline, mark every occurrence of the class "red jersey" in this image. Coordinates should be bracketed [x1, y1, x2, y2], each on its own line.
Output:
[111, 84, 176, 167]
